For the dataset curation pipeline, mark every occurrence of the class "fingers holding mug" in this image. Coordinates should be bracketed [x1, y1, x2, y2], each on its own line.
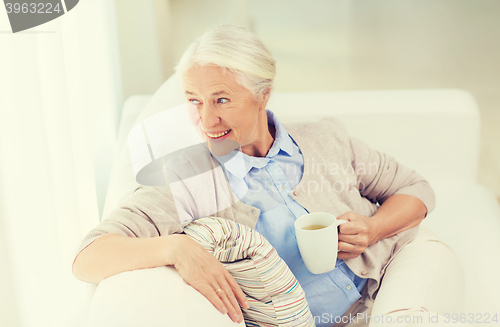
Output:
[337, 240, 363, 259]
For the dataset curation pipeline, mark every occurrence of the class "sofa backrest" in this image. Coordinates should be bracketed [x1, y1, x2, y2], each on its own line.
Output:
[268, 89, 481, 192]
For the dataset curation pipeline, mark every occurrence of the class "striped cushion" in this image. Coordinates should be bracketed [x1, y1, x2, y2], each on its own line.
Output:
[183, 217, 314, 327]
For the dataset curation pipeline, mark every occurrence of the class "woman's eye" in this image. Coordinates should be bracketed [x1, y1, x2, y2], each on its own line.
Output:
[217, 98, 229, 104]
[189, 99, 201, 105]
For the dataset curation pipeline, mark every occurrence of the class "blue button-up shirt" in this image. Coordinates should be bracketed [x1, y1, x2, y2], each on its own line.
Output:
[214, 110, 367, 326]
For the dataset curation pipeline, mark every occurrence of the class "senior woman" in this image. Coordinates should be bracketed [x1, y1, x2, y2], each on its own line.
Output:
[73, 25, 443, 326]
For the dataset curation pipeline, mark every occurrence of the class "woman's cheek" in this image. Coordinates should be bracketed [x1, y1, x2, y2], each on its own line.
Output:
[187, 103, 200, 125]
[186, 105, 206, 141]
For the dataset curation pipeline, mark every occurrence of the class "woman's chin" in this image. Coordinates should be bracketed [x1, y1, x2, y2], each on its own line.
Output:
[208, 138, 240, 156]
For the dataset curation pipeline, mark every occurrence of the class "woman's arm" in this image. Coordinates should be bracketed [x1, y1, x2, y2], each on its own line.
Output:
[350, 136, 436, 214]
[72, 182, 248, 323]
[336, 194, 427, 259]
[369, 193, 427, 242]
[72, 233, 175, 284]
[73, 232, 249, 323]
[337, 135, 435, 259]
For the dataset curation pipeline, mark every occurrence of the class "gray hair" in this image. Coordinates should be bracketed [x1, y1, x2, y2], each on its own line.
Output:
[174, 24, 276, 97]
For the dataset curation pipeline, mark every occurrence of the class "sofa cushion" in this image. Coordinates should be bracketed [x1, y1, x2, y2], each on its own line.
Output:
[184, 217, 314, 327]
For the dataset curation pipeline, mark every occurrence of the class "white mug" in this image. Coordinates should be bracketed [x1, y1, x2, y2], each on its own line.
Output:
[294, 212, 347, 274]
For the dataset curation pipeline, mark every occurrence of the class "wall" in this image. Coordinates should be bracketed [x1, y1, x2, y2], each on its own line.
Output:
[114, 0, 167, 100]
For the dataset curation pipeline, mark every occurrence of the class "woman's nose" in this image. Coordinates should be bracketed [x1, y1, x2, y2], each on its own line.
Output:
[199, 104, 221, 130]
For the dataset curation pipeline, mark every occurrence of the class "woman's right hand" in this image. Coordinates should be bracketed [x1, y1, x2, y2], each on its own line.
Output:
[167, 234, 250, 323]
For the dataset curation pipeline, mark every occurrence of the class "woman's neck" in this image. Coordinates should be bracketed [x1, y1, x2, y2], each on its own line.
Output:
[240, 113, 275, 158]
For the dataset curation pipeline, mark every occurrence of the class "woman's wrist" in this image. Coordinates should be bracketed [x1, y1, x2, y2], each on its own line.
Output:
[367, 215, 384, 245]
[162, 233, 186, 266]
[369, 194, 427, 243]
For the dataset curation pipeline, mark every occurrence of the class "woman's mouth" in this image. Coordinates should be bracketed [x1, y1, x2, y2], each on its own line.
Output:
[206, 129, 231, 140]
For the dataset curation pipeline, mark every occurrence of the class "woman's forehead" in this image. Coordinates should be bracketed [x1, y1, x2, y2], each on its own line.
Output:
[183, 65, 242, 96]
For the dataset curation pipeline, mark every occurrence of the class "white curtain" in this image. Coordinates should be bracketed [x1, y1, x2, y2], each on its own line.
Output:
[0, 1, 122, 326]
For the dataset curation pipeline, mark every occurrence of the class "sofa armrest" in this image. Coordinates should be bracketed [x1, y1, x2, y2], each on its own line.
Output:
[85, 266, 245, 327]
[421, 183, 500, 319]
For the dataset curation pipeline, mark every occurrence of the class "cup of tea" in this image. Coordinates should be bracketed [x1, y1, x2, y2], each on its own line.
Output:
[294, 212, 347, 274]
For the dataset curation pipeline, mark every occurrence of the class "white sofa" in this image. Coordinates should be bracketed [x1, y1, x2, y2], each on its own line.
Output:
[84, 74, 500, 326]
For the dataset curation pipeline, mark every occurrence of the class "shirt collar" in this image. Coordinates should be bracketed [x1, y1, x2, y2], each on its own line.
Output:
[214, 110, 294, 180]
[265, 110, 294, 158]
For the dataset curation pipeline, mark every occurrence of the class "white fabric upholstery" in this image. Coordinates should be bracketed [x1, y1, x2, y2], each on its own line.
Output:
[369, 226, 467, 327]
[85, 266, 244, 327]
[331, 226, 470, 327]
[87, 74, 500, 327]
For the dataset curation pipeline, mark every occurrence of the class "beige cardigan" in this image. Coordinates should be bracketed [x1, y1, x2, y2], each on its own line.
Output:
[75, 117, 435, 301]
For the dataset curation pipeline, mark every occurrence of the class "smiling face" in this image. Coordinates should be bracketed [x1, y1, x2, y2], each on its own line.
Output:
[182, 64, 273, 157]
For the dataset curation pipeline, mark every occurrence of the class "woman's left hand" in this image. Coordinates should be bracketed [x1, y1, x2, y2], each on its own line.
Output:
[336, 212, 379, 260]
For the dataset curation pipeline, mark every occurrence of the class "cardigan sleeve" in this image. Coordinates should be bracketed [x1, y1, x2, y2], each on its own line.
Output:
[349, 136, 436, 215]
[73, 184, 185, 266]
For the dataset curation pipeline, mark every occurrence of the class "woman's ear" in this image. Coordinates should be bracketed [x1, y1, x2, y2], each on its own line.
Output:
[260, 88, 271, 108]
[256, 88, 271, 112]
[262, 88, 271, 100]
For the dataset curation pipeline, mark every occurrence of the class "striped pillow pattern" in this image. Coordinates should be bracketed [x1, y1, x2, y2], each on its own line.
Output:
[183, 217, 315, 327]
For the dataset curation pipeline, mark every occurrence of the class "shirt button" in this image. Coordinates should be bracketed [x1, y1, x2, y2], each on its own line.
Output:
[293, 190, 298, 196]
[361, 270, 367, 275]
[281, 185, 286, 191]
[252, 210, 257, 215]
[346, 285, 352, 290]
